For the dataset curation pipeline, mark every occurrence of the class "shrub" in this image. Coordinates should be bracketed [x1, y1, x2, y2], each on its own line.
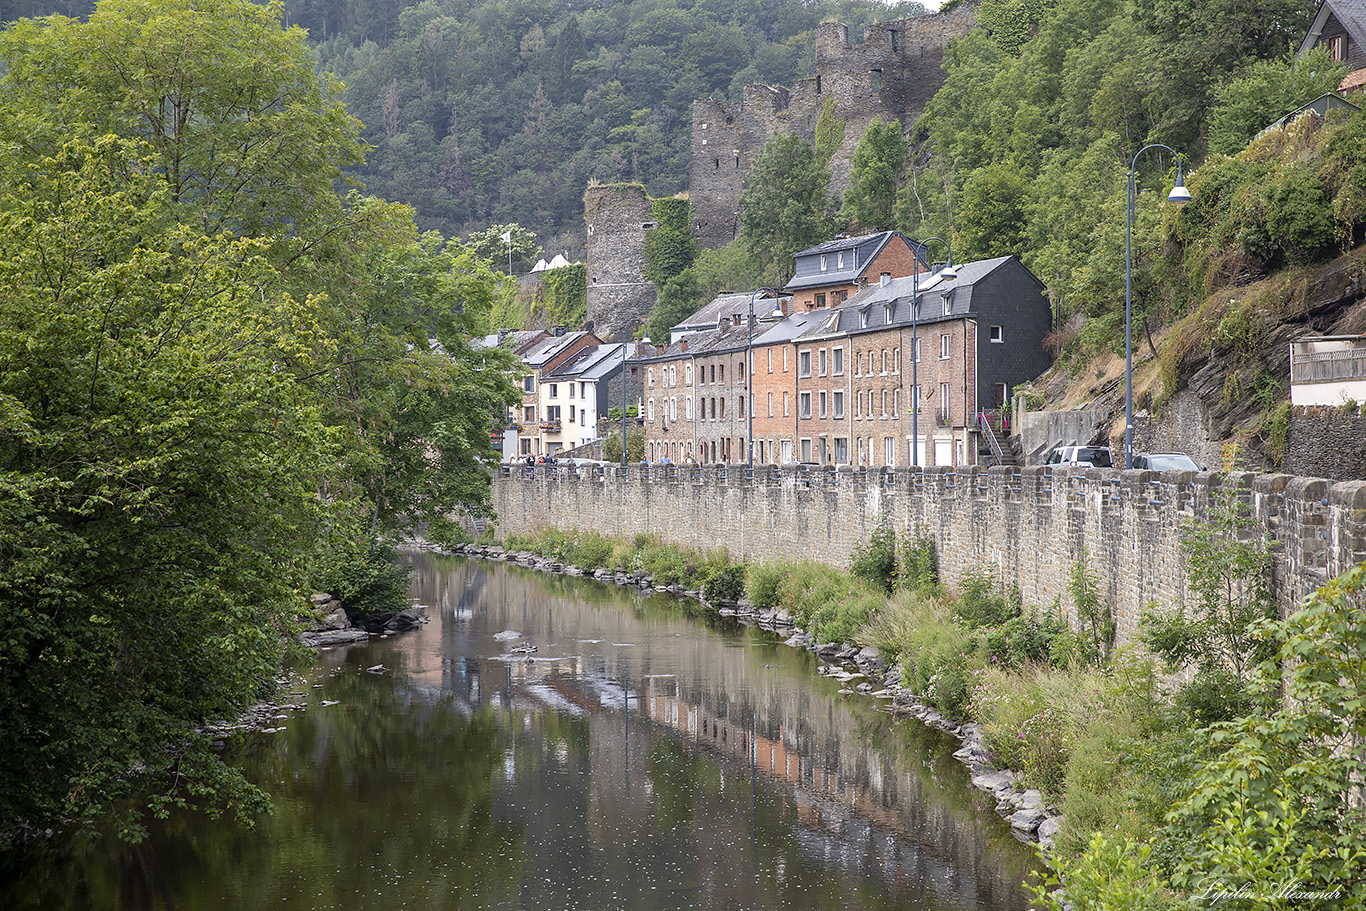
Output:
[899, 527, 939, 593]
[313, 541, 412, 618]
[849, 514, 898, 593]
[745, 561, 786, 610]
[702, 564, 746, 602]
[426, 516, 472, 548]
[954, 571, 1021, 627]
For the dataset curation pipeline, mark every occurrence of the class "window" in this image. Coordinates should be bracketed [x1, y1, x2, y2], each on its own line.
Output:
[686, 363, 693, 385]
[855, 391, 862, 418]
[546, 405, 561, 423]
[550, 383, 558, 398]
[647, 399, 654, 421]
[885, 437, 896, 466]
[914, 337, 921, 363]
[892, 348, 900, 373]
[884, 303, 894, 323]
[800, 438, 812, 462]
[783, 348, 789, 372]
[881, 389, 887, 417]
[837, 251, 846, 269]
[569, 383, 575, 398]
[818, 391, 828, 418]
[833, 391, 844, 419]
[647, 369, 654, 389]
[800, 392, 812, 419]
[783, 391, 790, 416]
[710, 364, 716, 383]
[820, 253, 828, 271]
[687, 396, 694, 419]
[524, 406, 536, 422]
[940, 334, 951, 359]
[767, 392, 773, 417]
[990, 325, 1004, 343]
[1329, 34, 1346, 60]
[881, 349, 888, 374]
[816, 292, 827, 308]
[870, 68, 882, 92]
[860, 310, 869, 329]
[719, 364, 724, 382]
[943, 295, 952, 316]
[569, 405, 575, 422]
[855, 353, 862, 376]
[818, 349, 827, 376]
[581, 382, 587, 398]
[719, 397, 726, 417]
[670, 365, 677, 385]
[739, 360, 745, 381]
[995, 382, 1008, 407]
[781, 439, 793, 462]
[834, 437, 848, 463]
[940, 383, 951, 422]
[892, 389, 899, 417]
[767, 349, 773, 373]
[523, 375, 535, 392]
[799, 351, 812, 377]
[912, 385, 921, 412]
[857, 437, 865, 465]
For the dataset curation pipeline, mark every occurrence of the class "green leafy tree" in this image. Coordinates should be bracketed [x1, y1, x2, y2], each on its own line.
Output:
[844, 117, 909, 231]
[955, 160, 1029, 259]
[812, 94, 845, 169]
[1207, 47, 1346, 156]
[464, 223, 543, 274]
[643, 196, 699, 288]
[738, 131, 835, 284]
[0, 137, 335, 839]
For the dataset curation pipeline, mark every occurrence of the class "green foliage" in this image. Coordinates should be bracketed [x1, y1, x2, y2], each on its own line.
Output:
[898, 526, 940, 593]
[1207, 47, 1346, 157]
[738, 131, 835, 285]
[843, 117, 907, 231]
[1031, 833, 1181, 911]
[464, 224, 542, 274]
[426, 516, 473, 549]
[744, 561, 786, 610]
[643, 196, 699, 288]
[1070, 555, 1113, 664]
[812, 94, 845, 169]
[1141, 486, 1276, 723]
[977, 0, 1060, 55]
[539, 262, 588, 327]
[956, 160, 1029, 260]
[955, 571, 1022, 627]
[313, 541, 414, 619]
[702, 564, 746, 602]
[600, 427, 644, 463]
[849, 514, 899, 594]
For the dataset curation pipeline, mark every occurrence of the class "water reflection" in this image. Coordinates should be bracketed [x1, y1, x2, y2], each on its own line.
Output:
[0, 552, 1040, 911]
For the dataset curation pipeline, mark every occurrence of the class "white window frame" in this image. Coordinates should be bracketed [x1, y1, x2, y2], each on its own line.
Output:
[990, 325, 1004, 343]
[833, 390, 844, 419]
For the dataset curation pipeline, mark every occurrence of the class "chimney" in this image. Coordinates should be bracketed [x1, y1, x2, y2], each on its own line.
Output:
[497, 328, 510, 343]
[680, 340, 688, 352]
[880, 272, 891, 286]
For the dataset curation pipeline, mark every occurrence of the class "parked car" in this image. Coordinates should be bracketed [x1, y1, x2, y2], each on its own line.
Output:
[1042, 445, 1113, 468]
[1132, 452, 1202, 472]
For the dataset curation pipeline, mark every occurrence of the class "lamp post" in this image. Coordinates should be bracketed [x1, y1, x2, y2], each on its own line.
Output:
[1125, 145, 1191, 469]
[910, 237, 957, 467]
[621, 326, 650, 466]
[747, 288, 784, 467]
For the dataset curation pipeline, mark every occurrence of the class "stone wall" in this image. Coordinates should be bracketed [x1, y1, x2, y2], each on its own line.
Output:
[491, 464, 1366, 649]
[1283, 405, 1366, 480]
[688, 3, 979, 249]
[584, 184, 657, 339]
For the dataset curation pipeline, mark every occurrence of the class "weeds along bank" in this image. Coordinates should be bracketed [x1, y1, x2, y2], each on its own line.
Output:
[489, 464, 1366, 654]
[454, 494, 1366, 907]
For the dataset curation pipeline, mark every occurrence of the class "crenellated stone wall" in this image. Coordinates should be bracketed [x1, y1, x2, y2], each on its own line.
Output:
[490, 464, 1366, 649]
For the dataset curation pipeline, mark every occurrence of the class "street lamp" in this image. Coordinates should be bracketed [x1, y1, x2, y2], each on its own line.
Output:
[748, 288, 784, 467]
[1125, 145, 1191, 469]
[910, 237, 956, 467]
[621, 326, 650, 466]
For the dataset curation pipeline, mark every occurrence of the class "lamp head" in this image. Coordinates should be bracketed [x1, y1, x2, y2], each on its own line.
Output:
[939, 262, 958, 282]
[769, 301, 785, 319]
[1167, 179, 1192, 206]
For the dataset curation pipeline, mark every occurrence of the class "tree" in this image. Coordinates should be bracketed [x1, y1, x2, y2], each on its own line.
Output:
[0, 138, 336, 839]
[738, 131, 835, 284]
[844, 117, 908, 231]
[0, 0, 364, 244]
[812, 94, 845, 169]
[464, 223, 543, 274]
[955, 161, 1029, 260]
[1208, 47, 1346, 156]
[643, 196, 698, 288]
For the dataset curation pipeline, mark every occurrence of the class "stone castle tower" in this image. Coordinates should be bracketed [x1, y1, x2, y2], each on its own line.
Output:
[689, 2, 978, 248]
[584, 183, 657, 341]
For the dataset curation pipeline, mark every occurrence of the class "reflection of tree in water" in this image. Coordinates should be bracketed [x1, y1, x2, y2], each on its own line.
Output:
[5, 657, 525, 911]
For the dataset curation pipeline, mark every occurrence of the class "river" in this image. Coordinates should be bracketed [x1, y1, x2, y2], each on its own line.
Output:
[1, 551, 1042, 910]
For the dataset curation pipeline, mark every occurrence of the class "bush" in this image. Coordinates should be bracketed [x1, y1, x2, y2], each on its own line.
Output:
[313, 541, 412, 618]
[849, 514, 898, 593]
[702, 564, 746, 601]
[954, 571, 1021, 627]
[899, 527, 939, 592]
[745, 561, 786, 610]
[426, 516, 472, 548]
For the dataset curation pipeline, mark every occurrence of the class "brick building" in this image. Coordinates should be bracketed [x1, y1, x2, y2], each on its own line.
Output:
[784, 231, 928, 313]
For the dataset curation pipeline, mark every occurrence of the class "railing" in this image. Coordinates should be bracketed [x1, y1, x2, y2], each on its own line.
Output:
[977, 412, 1006, 466]
[1291, 347, 1366, 383]
[539, 420, 561, 431]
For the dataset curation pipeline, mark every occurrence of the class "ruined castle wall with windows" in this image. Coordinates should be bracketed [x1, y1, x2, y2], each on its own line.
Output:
[688, 3, 978, 249]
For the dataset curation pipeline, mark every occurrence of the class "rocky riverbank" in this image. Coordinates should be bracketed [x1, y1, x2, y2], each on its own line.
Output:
[439, 540, 1064, 851]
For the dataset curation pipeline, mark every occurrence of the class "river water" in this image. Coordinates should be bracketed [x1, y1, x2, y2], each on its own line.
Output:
[3, 551, 1042, 910]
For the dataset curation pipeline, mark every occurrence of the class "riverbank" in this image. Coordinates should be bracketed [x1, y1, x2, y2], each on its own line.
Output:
[438, 539, 1065, 851]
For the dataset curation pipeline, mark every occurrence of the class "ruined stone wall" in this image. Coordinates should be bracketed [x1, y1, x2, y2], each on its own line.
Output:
[689, 3, 979, 249]
[490, 464, 1366, 649]
[585, 184, 657, 340]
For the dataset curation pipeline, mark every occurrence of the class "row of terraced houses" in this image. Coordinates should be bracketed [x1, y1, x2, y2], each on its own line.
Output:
[498, 231, 1054, 468]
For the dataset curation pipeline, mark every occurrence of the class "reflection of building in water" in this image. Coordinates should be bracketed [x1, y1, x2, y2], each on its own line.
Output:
[402, 554, 1032, 905]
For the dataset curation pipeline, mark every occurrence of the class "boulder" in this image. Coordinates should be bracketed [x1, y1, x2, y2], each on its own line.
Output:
[319, 607, 350, 631]
[1008, 807, 1047, 835]
[299, 629, 370, 647]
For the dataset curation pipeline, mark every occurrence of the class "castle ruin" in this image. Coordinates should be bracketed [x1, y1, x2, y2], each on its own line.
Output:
[584, 183, 658, 341]
[689, 2, 978, 248]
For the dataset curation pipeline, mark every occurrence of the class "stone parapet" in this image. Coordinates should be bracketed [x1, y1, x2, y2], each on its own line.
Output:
[491, 463, 1361, 649]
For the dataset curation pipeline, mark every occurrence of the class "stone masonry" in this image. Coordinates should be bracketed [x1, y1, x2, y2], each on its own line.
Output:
[490, 464, 1366, 650]
[689, 3, 979, 248]
[585, 183, 658, 341]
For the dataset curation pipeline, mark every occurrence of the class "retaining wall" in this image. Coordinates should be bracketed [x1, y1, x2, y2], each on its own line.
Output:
[490, 465, 1366, 649]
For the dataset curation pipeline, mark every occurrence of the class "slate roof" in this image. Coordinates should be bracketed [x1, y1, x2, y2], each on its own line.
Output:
[672, 289, 787, 337]
[522, 331, 594, 368]
[784, 231, 928, 293]
[545, 343, 627, 381]
[1299, 1, 1366, 58]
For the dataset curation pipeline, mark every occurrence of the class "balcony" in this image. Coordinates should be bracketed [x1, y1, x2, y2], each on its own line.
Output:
[1291, 337, 1366, 405]
[539, 420, 562, 432]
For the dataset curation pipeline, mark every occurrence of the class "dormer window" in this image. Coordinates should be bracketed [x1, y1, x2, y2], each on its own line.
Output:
[837, 251, 846, 269]
[942, 295, 952, 316]
[884, 304, 894, 323]
[820, 253, 828, 271]
[859, 308, 870, 329]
